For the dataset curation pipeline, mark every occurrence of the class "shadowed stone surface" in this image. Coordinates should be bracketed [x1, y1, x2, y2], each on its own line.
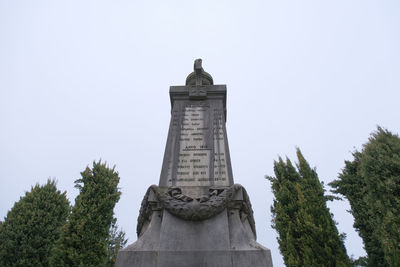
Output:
[116, 60, 273, 267]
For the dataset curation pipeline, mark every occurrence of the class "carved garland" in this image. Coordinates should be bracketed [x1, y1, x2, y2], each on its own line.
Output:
[163, 186, 228, 221]
[136, 184, 256, 238]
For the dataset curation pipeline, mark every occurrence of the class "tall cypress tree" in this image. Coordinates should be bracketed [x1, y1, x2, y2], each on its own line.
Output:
[330, 127, 400, 266]
[267, 149, 350, 267]
[50, 161, 121, 267]
[0, 180, 69, 267]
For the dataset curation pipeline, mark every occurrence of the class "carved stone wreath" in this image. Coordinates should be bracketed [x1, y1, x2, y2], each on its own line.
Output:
[163, 187, 228, 221]
[136, 184, 256, 239]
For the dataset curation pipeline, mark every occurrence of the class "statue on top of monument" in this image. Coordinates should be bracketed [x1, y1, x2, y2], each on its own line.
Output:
[185, 58, 214, 86]
[194, 58, 203, 76]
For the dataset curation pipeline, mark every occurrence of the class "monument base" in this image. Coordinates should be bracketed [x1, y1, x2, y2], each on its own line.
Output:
[117, 250, 272, 267]
[116, 185, 273, 267]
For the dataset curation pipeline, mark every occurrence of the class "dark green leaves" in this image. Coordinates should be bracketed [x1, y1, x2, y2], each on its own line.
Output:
[50, 161, 122, 267]
[105, 218, 128, 267]
[0, 180, 69, 267]
[268, 149, 350, 267]
[330, 127, 400, 267]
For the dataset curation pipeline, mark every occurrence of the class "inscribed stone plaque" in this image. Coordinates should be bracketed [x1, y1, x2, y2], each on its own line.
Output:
[159, 85, 233, 189]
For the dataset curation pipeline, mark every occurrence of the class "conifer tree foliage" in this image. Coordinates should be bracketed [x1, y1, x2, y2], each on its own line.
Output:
[330, 127, 400, 267]
[267, 149, 350, 267]
[105, 218, 128, 267]
[0, 180, 69, 267]
[50, 161, 121, 267]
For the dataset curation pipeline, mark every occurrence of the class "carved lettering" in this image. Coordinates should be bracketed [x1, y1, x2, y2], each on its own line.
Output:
[175, 104, 229, 186]
[214, 165, 226, 168]
[177, 165, 190, 169]
[197, 178, 213, 181]
[194, 165, 208, 169]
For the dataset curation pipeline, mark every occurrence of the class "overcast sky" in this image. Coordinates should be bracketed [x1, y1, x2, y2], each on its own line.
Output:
[1, 1, 399, 266]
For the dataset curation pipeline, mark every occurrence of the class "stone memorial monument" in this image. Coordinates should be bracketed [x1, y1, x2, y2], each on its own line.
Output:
[116, 59, 273, 267]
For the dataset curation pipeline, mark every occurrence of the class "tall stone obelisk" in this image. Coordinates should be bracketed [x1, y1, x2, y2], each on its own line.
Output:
[116, 60, 273, 267]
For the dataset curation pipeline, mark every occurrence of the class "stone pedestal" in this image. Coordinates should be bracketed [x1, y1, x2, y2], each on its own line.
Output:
[117, 185, 272, 267]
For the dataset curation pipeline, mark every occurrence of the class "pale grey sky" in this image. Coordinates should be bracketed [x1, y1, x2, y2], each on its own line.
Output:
[1, 1, 400, 266]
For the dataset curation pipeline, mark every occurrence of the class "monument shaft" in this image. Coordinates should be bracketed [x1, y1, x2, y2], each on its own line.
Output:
[159, 85, 233, 197]
[116, 60, 273, 267]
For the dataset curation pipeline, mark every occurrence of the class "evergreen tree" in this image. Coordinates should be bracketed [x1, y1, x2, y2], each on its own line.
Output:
[350, 256, 368, 267]
[105, 218, 127, 267]
[0, 180, 69, 267]
[330, 151, 384, 266]
[330, 127, 400, 266]
[50, 161, 121, 267]
[267, 149, 350, 267]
